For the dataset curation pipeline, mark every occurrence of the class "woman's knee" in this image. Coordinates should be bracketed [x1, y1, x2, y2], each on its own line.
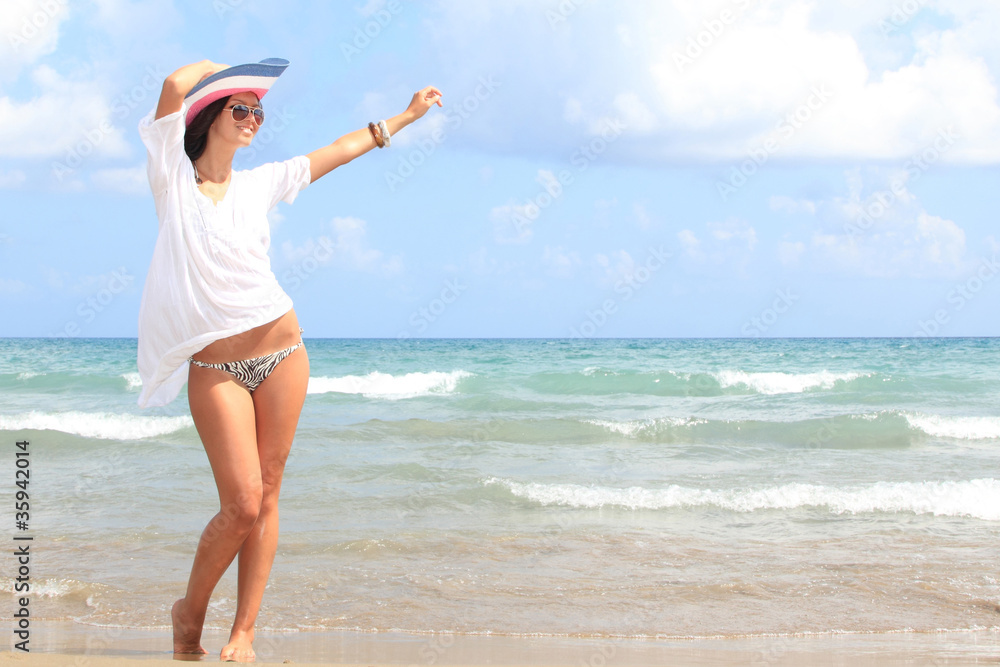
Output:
[215, 484, 264, 535]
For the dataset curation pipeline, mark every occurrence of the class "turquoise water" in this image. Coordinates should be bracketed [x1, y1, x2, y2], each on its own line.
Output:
[2, 337, 999, 638]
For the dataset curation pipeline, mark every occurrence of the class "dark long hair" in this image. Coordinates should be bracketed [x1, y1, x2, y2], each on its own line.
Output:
[184, 96, 230, 162]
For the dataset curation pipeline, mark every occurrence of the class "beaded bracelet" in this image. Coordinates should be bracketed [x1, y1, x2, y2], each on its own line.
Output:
[368, 122, 384, 148]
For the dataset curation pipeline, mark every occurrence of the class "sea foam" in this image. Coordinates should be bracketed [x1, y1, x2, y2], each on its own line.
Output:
[486, 477, 1000, 520]
[307, 370, 472, 399]
[713, 370, 863, 395]
[121, 372, 143, 390]
[0, 411, 192, 440]
[905, 413, 1000, 440]
[585, 417, 707, 437]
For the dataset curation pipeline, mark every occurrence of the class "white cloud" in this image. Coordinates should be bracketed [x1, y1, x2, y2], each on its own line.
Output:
[281, 216, 403, 277]
[541, 245, 581, 278]
[467, 247, 498, 275]
[803, 168, 970, 277]
[612, 92, 657, 133]
[915, 212, 966, 267]
[677, 229, 702, 260]
[282, 239, 320, 264]
[645, 2, 1000, 162]
[329, 216, 402, 276]
[490, 203, 534, 244]
[675, 218, 757, 268]
[0, 0, 71, 79]
[595, 249, 640, 286]
[267, 208, 286, 230]
[778, 241, 806, 266]
[490, 173, 568, 245]
[492, 170, 562, 244]
[633, 202, 652, 230]
[0, 0, 178, 171]
[356, 0, 388, 18]
[0, 65, 130, 160]
[709, 218, 757, 251]
[425, 1, 1000, 163]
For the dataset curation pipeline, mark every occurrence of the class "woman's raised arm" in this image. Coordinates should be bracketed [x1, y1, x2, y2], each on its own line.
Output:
[155, 60, 229, 120]
[306, 85, 443, 183]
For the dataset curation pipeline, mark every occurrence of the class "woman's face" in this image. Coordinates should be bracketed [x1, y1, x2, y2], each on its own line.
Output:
[209, 92, 262, 147]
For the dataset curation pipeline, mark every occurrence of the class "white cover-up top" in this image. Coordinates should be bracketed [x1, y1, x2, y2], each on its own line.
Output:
[136, 103, 311, 408]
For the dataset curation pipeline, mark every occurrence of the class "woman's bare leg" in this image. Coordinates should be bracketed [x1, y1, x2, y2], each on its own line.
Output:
[173, 365, 263, 655]
[220, 346, 309, 662]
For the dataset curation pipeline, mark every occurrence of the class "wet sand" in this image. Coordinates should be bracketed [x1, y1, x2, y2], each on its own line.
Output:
[2, 620, 998, 666]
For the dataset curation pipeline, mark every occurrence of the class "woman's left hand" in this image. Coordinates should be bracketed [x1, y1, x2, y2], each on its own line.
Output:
[405, 86, 444, 121]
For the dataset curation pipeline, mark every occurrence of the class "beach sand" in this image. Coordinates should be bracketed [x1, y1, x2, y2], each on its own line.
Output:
[2, 621, 998, 666]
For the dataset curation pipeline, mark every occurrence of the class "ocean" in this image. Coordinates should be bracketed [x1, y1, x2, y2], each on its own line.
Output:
[2, 337, 999, 642]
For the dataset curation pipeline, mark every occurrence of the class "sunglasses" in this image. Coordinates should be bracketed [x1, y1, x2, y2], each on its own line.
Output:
[223, 104, 265, 126]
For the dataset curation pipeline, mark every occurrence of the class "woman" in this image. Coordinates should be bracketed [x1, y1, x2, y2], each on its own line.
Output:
[136, 58, 441, 661]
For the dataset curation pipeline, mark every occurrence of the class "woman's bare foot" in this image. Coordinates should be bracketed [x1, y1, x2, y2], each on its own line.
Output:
[220, 628, 255, 662]
[172, 598, 208, 655]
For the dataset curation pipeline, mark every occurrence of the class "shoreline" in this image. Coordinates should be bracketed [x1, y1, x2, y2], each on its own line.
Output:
[2, 621, 998, 666]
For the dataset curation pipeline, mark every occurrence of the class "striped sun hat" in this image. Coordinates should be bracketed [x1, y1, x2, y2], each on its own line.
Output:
[184, 58, 290, 125]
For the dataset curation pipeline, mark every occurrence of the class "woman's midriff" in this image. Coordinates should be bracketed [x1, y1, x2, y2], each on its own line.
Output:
[190, 309, 302, 364]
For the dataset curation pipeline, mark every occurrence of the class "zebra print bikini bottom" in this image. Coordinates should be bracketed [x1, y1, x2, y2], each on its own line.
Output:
[188, 328, 304, 393]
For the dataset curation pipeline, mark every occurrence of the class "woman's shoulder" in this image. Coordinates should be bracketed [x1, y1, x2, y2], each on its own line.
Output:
[232, 156, 311, 207]
[238, 156, 309, 182]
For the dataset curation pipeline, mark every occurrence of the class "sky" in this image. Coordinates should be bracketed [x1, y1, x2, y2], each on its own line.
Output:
[1, 0, 999, 338]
